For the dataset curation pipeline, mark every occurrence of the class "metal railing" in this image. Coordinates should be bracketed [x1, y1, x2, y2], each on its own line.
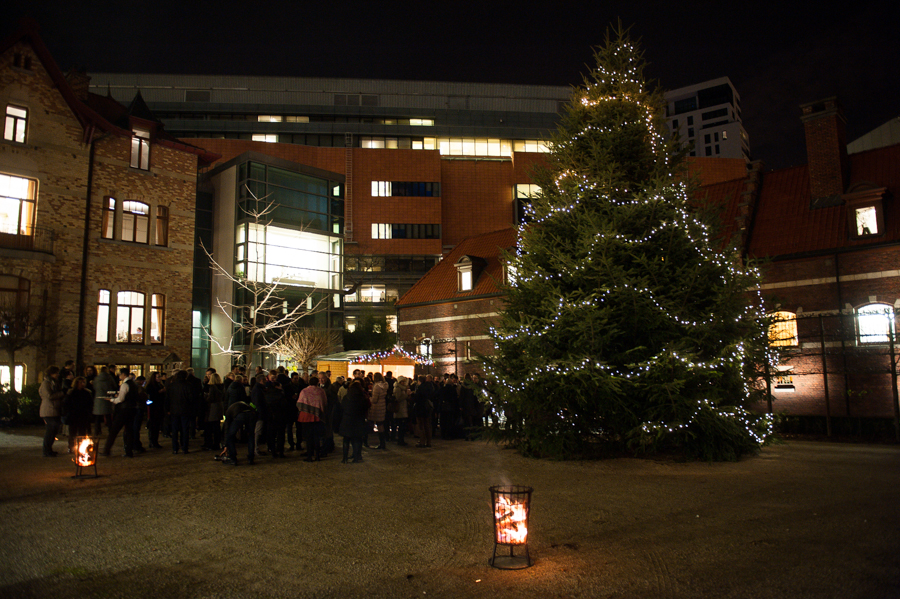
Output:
[0, 226, 54, 254]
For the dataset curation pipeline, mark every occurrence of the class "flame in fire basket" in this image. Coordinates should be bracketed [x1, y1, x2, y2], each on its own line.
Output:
[75, 438, 95, 467]
[495, 495, 528, 544]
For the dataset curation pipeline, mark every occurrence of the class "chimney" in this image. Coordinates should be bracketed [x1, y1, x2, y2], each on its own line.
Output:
[801, 97, 848, 207]
[65, 67, 91, 102]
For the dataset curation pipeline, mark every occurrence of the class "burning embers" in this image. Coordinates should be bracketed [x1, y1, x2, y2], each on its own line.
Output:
[73, 436, 98, 478]
[489, 485, 533, 569]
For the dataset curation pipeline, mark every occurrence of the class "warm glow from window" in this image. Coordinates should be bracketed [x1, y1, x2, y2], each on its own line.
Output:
[252, 134, 278, 143]
[515, 184, 541, 199]
[257, 115, 283, 122]
[116, 290, 145, 343]
[371, 181, 392, 197]
[4, 105, 27, 143]
[0, 173, 36, 235]
[768, 311, 798, 347]
[242, 223, 342, 289]
[131, 127, 150, 170]
[438, 137, 511, 157]
[855, 206, 877, 235]
[96, 289, 110, 342]
[513, 140, 550, 153]
[460, 270, 473, 291]
[857, 304, 895, 344]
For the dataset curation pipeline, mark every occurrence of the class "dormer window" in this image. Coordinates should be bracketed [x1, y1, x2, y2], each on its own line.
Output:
[844, 185, 886, 240]
[131, 127, 151, 170]
[455, 255, 485, 292]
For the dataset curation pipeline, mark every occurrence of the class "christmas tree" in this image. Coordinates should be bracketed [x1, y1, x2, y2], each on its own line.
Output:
[482, 26, 773, 460]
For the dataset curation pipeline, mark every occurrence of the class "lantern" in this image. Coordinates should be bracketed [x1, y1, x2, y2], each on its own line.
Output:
[489, 485, 533, 569]
[73, 436, 99, 478]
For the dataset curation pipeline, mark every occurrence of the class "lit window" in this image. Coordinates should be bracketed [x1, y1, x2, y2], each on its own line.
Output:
[257, 115, 283, 122]
[101, 197, 115, 239]
[131, 127, 150, 170]
[252, 134, 278, 143]
[155, 205, 168, 246]
[409, 118, 434, 126]
[460, 270, 473, 291]
[4, 105, 27, 143]
[515, 184, 541, 199]
[372, 223, 391, 239]
[768, 311, 798, 347]
[372, 181, 392, 197]
[116, 291, 145, 343]
[857, 303, 895, 344]
[96, 289, 110, 343]
[0, 364, 24, 391]
[0, 275, 29, 337]
[345, 316, 357, 333]
[512, 140, 550, 153]
[360, 285, 386, 303]
[855, 206, 877, 236]
[150, 294, 164, 344]
[0, 174, 36, 236]
[386, 315, 397, 333]
[121, 201, 150, 243]
[419, 340, 432, 359]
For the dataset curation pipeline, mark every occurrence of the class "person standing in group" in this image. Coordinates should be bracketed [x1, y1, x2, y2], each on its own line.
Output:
[166, 370, 194, 454]
[413, 375, 434, 448]
[39, 366, 63, 457]
[103, 370, 140, 457]
[250, 373, 268, 456]
[339, 380, 370, 463]
[221, 399, 257, 466]
[145, 371, 166, 449]
[297, 376, 327, 461]
[392, 376, 410, 446]
[91, 365, 116, 437]
[203, 373, 226, 451]
[64, 377, 94, 453]
[368, 372, 388, 450]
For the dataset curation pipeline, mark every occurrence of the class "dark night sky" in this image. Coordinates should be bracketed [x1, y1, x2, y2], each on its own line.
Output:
[6, 0, 899, 171]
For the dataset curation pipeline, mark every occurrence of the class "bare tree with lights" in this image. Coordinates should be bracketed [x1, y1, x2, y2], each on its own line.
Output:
[482, 25, 772, 460]
[204, 188, 329, 373]
[269, 327, 341, 374]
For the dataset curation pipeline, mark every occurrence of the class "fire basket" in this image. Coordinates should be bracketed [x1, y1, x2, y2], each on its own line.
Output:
[73, 436, 98, 478]
[489, 485, 533, 569]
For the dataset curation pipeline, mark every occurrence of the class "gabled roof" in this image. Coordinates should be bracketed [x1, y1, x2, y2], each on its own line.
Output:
[396, 228, 517, 308]
[748, 144, 900, 258]
[1, 19, 218, 166]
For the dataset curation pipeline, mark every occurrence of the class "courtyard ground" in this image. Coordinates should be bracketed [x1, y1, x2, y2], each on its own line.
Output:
[0, 427, 897, 599]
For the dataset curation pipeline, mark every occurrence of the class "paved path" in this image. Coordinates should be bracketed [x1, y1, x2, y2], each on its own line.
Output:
[0, 427, 898, 598]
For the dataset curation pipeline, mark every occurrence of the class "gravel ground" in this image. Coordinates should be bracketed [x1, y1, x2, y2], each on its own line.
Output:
[0, 427, 898, 599]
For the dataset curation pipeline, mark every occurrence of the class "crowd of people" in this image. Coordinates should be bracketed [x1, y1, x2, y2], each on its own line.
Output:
[37, 361, 491, 466]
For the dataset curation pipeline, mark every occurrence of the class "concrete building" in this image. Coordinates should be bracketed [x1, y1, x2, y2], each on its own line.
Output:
[665, 76, 750, 161]
[0, 21, 216, 387]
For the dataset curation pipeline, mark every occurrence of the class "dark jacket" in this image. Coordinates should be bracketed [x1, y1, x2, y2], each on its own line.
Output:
[338, 383, 370, 438]
[167, 378, 194, 417]
[226, 380, 248, 408]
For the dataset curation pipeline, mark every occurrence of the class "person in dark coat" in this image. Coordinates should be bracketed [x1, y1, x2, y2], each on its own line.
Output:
[166, 370, 194, 454]
[145, 371, 166, 448]
[226, 375, 248, 408]
[413, 375, 434, 448]
[338, 380, 370, 463]
[221, 400, 257, 466]
[63, 376, 94, 453]
[185, 368, 204, 439]
[203, 373, 226, 450]
[250, 373, 268, 456]
[264, 377, 287, 458]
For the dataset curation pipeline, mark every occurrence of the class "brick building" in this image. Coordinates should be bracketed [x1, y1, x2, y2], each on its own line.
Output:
[396, 101, 900, 425]
[0, 21, 216, 387]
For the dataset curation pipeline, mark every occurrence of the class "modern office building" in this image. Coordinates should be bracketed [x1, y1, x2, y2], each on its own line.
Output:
[664, 76, 750, 161]
[84, 73, 570, 366]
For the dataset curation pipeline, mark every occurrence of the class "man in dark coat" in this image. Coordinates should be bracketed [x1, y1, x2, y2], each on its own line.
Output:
[222, 400, 257, 466]
[166, 370, 194, 454]
[338, 380, 370, 463]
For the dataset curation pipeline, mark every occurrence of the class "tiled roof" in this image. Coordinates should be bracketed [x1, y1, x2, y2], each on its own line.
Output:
[748, 144, 900, 258]
[396, 228, 516, 307]
[693, 177, 747, 247]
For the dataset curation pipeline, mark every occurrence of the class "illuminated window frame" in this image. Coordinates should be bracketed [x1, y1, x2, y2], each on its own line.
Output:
[131, 127, 150, 170]
[4, 105, 27, 144]
[116, 290, 146, 344]
[768, 311, 798, 347]
[121, 201, 150, 244]
[96, 289, 111, 343]
[857, 303, 896, 344]
[0, 173, 37, 236]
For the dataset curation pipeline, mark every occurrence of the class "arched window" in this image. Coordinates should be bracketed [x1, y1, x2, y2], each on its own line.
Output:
[768, 311, 798, 347]
[116, 291, 145, 343]
[122, 201, 150, 243]
[857, 303, 896, 344]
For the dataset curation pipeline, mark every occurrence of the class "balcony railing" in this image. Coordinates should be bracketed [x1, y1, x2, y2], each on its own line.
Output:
[0, 226, 55, 255]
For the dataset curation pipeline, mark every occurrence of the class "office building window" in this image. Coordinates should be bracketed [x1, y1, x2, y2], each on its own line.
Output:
[4, 105, 27, 143]
[371, 223, 441, 240]
[252, 134, 278, 143]
[371, 181, 440, 197]
[854, 206, 878, 236]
